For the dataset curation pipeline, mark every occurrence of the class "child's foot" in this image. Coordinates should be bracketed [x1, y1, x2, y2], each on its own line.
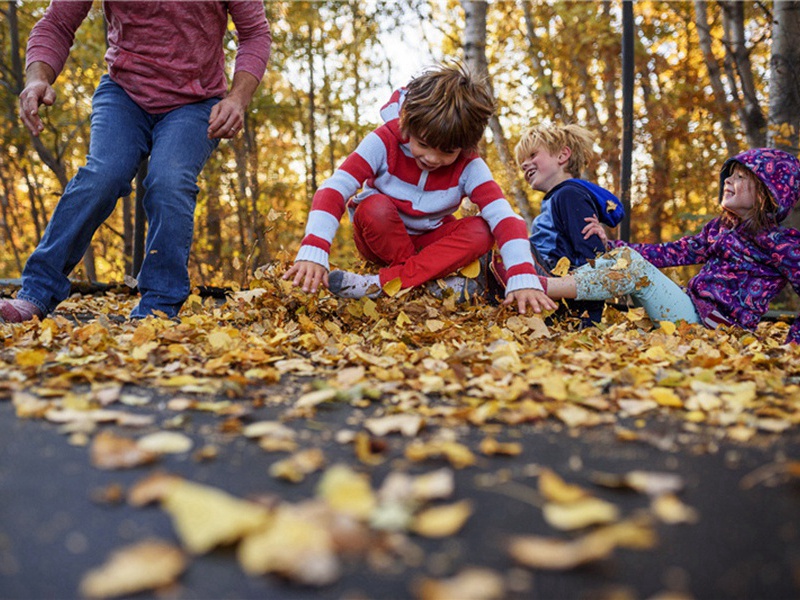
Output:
[427, 275, 479, 303]
[328, 270, 382, 299]
[0, 299, 44, 323]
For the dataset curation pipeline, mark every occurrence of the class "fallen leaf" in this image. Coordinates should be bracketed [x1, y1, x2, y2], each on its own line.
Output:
[543, 497, 620, 530]
[317, 464, 376, 520]
[416, 567, 505, 600]
[412, 500, 472, 537]
[459, 259, 481, 279]
[479, 437, 522, 456]
[364, 414, 424, 437]
[161, 480, 271, 554]
[509, 519, 656, 570]
[383, 277, 403, 297]
[79, 539, 186, 598]
[137, 431, 193, 455]
[592, 470, 684, 497]
[652, 494, 699, 524]
[270, 448, 326, 482]
[238, 504, 339, 585]
[90, 431, 158, 470]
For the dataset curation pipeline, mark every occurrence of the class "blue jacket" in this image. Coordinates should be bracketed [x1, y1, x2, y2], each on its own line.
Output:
[530, 179, 624, 269]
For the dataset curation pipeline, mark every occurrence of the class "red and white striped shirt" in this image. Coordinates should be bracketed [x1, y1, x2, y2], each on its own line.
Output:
[296, 89, 541, 294]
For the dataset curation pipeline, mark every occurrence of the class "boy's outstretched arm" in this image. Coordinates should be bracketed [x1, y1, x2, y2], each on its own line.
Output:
[283, 260, 329, 293]
[503, 288, 557, 315]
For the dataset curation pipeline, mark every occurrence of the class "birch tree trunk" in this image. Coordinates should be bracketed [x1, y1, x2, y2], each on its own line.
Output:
[461, 0, 532, 225]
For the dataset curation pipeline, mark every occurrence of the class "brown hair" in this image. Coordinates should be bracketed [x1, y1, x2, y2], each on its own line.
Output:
[399, 63, 495, 153]
[515, 124, 595, 177]
[721, 162, 778, 233]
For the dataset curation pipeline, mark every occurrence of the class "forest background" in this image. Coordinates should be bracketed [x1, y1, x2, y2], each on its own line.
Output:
[1, 0, 798, 307]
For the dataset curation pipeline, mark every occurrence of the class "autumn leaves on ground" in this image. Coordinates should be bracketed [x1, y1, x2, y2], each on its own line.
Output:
[2, 265, 799, 598]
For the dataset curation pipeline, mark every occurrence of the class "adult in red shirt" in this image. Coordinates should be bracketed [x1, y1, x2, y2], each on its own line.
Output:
[2, 1, 271, 322]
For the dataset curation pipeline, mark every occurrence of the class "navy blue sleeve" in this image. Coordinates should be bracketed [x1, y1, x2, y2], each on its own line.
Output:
[549, 186, 607, 267]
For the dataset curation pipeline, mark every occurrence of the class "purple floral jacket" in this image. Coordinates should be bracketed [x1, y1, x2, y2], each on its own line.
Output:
[612, 148, 800, 345]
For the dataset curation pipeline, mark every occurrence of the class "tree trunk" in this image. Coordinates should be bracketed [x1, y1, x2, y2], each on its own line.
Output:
[720, 1, 767, 147]
[461, 0, 532, 225]
[521, 1, 565, 121]
[306, 22, 318, 195]
[769, 1, 800, 312]
[768, 1, 800, 155]
[693, 0, 740, 155]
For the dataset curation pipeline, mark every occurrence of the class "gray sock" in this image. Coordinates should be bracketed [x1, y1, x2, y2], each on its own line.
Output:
[328, 270, 382, 299]
[427, 276, 478, 302]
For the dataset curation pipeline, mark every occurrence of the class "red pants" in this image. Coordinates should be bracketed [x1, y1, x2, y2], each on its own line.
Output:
[352, 194, 494, 289]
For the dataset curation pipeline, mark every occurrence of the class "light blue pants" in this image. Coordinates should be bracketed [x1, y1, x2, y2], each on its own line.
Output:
[573, 247, 701, 324]
[18, 75, 220, 318]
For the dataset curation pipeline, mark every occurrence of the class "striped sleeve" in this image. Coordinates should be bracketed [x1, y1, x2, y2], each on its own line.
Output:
[295, 131, 386, 268]
[462, 159, 541, 294]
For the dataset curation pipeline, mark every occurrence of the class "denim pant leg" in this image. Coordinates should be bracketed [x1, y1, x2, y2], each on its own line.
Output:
[19, 76, 151, 314]
[573, 248, 701, 324]
[129, 99, 219, 318]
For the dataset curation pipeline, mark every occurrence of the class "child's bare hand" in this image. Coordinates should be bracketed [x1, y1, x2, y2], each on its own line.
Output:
[582, 215, 608, 246]
[503, 288, 557, 315]
[283, 261, 329, 293]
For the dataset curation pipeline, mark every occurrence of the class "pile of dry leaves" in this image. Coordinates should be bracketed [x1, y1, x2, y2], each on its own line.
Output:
[1, 264, 798, 597]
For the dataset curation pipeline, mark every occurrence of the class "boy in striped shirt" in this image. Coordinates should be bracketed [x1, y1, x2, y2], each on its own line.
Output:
[283, 63, 555, 315]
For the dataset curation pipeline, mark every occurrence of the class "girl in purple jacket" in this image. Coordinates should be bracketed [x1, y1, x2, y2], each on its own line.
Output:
[538, 148, 800, 344]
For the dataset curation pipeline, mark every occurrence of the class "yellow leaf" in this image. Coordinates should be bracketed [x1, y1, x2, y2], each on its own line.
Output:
[162, 480, 271, 554]
[16, 348, 49, 368]
[131, 341, 158, 361]
[651, 387, 683, 408]
[207, 330, 233, 351]
[382, 277, 402, 297]
[509, 520, 656, 570]
[538, 469, 588, 503]
[412, 500, 472, 537]
[659, 321, 677, 335]
[459, 259, 481, 279]
[396, 311, 412, 327]
[137, 432, 194, 455]
[551, 257, 571, 277]
[644, 345, 668, 361]
[426, 319, 445, 333]
[317, 464, 376, 520]
[611, 257, 629, 270]
[79, 540, 186, 599]
[478, 437, 522, 456]
[652, 494, 699, 524]
[238, 505, 339, 585]
[543, 498, 620, 530]
[363, 298, 378, 319]
[416, 568, 505, 600]
[269, 448, 326, 482]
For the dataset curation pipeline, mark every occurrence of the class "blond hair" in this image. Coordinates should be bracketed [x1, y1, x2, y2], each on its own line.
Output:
[399, 63, 495, 153]
[515, 124, 595, 177]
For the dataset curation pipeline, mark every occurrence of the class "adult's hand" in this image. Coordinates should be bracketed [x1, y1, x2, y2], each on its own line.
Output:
[208, 71, 259, 139]
[19, 62, 57, 137]
[283, 260, 329, 294]
[503, 288, 557, 315]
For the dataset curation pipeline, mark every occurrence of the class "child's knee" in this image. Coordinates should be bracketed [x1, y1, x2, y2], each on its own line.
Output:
[353, 195, 397, 226]
[463, 216, 493, 253]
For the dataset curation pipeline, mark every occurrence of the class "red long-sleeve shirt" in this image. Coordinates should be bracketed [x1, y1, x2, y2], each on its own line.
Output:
[26, 0, 271, 114]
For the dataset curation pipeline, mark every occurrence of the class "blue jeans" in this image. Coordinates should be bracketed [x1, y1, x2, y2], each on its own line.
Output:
[572, 247, 702, 324]
[18, 75, 219, 318]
